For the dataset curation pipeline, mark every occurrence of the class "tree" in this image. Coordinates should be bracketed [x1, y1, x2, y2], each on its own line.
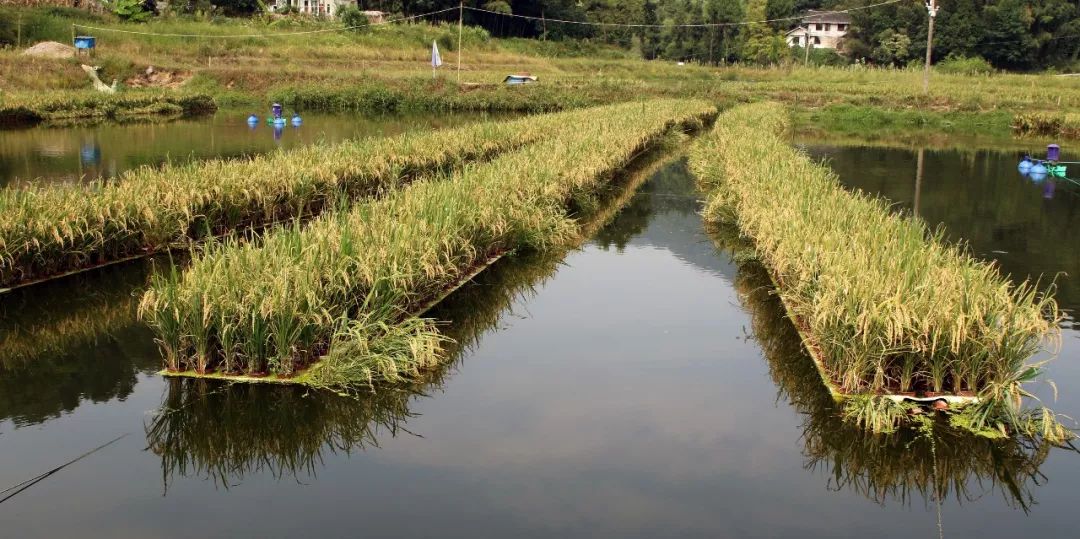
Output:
[641, 0, 663, 59]
[981, 0, 1038, 68]
[765, 0, 796, 31]
[871, 28, 911, 66]
[934, 0, 984, 60]
[741, 0, 788, 64]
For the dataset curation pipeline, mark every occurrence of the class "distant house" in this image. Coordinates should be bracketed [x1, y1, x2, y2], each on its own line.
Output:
[268, 0, 384, 19]
[785, 11, 852, 50]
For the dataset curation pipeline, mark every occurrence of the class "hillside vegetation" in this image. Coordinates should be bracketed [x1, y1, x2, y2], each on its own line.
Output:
[1, 8, 1078, 124]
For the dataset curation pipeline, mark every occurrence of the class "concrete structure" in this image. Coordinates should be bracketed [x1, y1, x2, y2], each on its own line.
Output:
[785, 11, 852, 50]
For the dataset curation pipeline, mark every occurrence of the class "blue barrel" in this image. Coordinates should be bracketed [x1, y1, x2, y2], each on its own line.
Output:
[1030, 162, 1048, 182]
[73, 36, 96, 50]
[1047, 144, 1061, 162]
[271, 103, 283, 119]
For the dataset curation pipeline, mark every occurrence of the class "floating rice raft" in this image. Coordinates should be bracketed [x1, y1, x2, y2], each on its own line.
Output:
[689, 103, 1063, 431]
[142, 100, 718, 388]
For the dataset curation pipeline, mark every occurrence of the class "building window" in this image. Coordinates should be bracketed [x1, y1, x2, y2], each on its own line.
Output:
[815, 23, 822, 31]
[838, 24, 846, 31]
[814, 36, 821, 45]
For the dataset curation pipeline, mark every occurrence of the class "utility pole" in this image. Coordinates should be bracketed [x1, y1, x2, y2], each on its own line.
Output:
[803, 25, 812, 66]
[923, 0, 938, 94]
[457, 1, 464, 84]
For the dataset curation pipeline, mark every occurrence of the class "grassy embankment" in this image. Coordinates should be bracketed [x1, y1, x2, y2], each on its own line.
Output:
[0, 90, 216, 126]
[138, 99, 716, 387]
[0, 110, 604, 290]
[690, 102, 1069, 442]
[4, 9, 1080, 130]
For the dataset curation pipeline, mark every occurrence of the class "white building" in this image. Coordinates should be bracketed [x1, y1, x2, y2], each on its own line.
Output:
[268, 0, 381, 18]
[785, 11, 852, 50]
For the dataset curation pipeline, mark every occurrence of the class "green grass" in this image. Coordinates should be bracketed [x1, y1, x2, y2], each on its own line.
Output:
[139, 99, 716, 386]
[690, 102, 1069, 442]
[268, 79, 607, 114]
[7, 9, 1080, 120]
[793, 104, 1015, 140]
[0, 90, 215, 126]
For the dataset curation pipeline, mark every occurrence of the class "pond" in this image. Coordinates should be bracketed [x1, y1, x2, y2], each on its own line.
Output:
[0, 110, 501, 187]
[0, 145, 1077, 537]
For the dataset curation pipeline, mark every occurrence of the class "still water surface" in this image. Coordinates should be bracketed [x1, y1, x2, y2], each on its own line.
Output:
[0, 110, 497, 186]
[0, 148, 1077, 537]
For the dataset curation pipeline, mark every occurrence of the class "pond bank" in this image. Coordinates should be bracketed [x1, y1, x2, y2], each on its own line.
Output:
[0, 91, 216, 127]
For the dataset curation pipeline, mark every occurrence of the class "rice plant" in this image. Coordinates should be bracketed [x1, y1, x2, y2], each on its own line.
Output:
[690, 102, 1068, 441]
[139, 99, 716, 386]
[0, 105, 627, 289]
[721, 225, 1058, 509]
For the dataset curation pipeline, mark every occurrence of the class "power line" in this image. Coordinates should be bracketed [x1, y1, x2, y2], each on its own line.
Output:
[65, 0, 916, 40]
[978, 31, 1080, 47]
[465, 0, 907, 29]
[72, 7, 458, 38]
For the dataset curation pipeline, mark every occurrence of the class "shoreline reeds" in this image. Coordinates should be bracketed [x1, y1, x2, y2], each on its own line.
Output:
[139, 99, 716, 387]
[690, 102, 1068, 441]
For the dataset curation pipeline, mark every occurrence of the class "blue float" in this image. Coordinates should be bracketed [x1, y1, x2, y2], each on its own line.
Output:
[291, 114, 302, 127]
[247, 114, 259, 125]
[1018, 157, 1033, 173]
[1031, 162, 1048, 176]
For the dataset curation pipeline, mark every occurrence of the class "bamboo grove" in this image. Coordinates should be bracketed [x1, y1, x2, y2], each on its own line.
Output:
[138, 100, 716, 387]
[689, 102, 1068, 440]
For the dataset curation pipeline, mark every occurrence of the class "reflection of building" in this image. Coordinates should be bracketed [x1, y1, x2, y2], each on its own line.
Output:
[785, 11, 851, 50]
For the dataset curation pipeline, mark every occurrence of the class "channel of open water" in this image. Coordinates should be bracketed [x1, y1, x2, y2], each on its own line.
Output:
[0, 141, 1077, 537]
